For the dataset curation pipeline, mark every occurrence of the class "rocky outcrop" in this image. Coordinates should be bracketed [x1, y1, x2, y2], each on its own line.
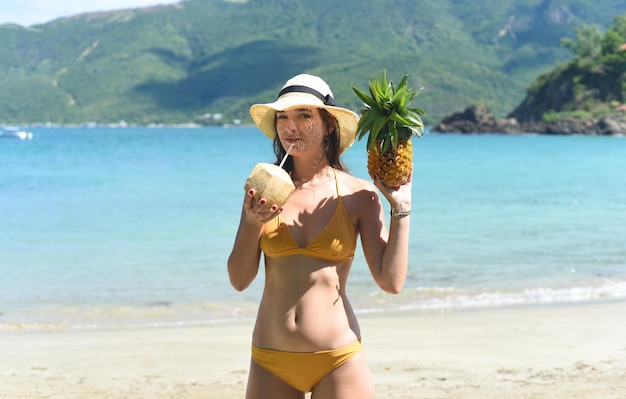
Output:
[431, 103, 521, 133]
[432, 104, 626, 135]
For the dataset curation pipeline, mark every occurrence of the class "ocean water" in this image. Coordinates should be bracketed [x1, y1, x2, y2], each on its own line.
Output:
[1, 127, 625, 331]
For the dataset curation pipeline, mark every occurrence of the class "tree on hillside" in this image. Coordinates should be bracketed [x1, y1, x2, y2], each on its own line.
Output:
[600, 14, 626, 55]
[560, 23, 602, 59]
[561, 14, 626, 59]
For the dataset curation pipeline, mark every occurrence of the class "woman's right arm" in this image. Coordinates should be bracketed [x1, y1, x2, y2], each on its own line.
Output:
[227, 190, 281, 291]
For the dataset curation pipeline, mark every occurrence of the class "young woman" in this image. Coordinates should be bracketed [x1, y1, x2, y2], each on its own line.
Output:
[228, 74, 412, 399]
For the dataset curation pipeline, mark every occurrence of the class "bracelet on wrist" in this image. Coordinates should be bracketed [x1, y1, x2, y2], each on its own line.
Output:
[390, 208, 411, 218]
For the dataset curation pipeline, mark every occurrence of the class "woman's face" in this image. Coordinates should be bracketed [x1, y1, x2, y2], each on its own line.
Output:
[276, 107, 327, 154]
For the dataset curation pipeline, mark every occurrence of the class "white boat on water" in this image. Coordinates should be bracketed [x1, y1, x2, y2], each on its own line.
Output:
[0, 127, 34, 140]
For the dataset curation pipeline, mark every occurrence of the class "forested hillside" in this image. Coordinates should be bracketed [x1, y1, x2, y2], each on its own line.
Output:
[0, 0, 624, 125]
[510, 13, 626, 122]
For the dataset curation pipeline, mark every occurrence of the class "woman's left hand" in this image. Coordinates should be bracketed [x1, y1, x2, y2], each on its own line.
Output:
[372, 168, 412, 212]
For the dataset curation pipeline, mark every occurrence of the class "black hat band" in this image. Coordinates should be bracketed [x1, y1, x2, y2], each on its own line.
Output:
[277, 85, 336, 106]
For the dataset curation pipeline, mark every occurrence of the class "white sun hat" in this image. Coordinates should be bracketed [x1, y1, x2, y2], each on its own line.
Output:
[250, 74, 359, 153]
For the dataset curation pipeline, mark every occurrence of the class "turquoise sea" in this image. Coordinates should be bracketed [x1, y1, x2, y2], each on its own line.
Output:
[1, 127, 625, 331]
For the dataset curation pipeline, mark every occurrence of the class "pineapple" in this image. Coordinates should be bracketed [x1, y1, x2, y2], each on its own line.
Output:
[352, 71, 425, 187]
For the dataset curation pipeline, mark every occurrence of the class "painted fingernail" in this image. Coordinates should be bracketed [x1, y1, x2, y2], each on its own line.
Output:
[248, 189, 254, 196]
[271, 205, 278, 211]
[259, 199, 266, 205]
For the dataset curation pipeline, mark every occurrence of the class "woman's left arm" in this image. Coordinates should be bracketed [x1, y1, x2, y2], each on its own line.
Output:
[358, 174, 412, 294]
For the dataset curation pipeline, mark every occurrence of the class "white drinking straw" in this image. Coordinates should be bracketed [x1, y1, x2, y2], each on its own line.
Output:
[279, 143, 294, 169]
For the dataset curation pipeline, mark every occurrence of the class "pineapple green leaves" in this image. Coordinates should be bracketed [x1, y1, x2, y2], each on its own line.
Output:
[352, 71, 425, 152]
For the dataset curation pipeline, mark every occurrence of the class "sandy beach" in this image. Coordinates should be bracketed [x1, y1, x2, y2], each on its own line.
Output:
[1, 301, 625, 399]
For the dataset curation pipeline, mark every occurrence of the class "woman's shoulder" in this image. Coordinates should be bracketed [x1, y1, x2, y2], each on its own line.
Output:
[336, 170, 382, 220]
[336, 170, 379, 198]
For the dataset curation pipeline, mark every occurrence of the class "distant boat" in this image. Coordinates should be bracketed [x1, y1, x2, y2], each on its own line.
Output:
[0, 127, 34, 140]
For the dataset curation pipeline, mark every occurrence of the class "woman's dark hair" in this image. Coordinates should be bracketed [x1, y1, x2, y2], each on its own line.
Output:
[273, 108, 348, 173]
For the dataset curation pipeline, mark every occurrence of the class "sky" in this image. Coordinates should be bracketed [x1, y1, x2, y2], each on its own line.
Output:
[0, 0, 182, 26]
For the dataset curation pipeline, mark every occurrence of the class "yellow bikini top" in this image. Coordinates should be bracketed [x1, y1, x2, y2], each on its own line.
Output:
[260, 169, 357, 262]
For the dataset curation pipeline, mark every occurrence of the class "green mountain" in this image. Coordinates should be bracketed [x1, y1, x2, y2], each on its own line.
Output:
[0, 0, 624, 126]
[510, 13, 626, 123]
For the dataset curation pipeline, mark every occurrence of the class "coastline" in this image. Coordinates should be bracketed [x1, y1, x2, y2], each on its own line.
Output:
[432, 103, 626, 136]
[2, 301, 625, 399]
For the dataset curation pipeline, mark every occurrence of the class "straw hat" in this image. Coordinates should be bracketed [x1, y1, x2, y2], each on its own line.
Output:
[250, 74, 359, 153]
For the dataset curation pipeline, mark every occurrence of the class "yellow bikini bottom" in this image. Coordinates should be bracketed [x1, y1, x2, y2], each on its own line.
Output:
[251, 340, 363, 392]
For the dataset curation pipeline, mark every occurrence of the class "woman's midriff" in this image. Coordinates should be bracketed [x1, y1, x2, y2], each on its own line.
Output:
[252, 255, 361, 352]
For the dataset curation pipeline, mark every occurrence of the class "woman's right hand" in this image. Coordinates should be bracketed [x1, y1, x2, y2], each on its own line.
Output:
[243, 188, 283, 226]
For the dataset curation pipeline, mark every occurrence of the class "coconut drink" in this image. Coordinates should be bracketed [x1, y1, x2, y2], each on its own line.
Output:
[244, 163, 295, 207]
